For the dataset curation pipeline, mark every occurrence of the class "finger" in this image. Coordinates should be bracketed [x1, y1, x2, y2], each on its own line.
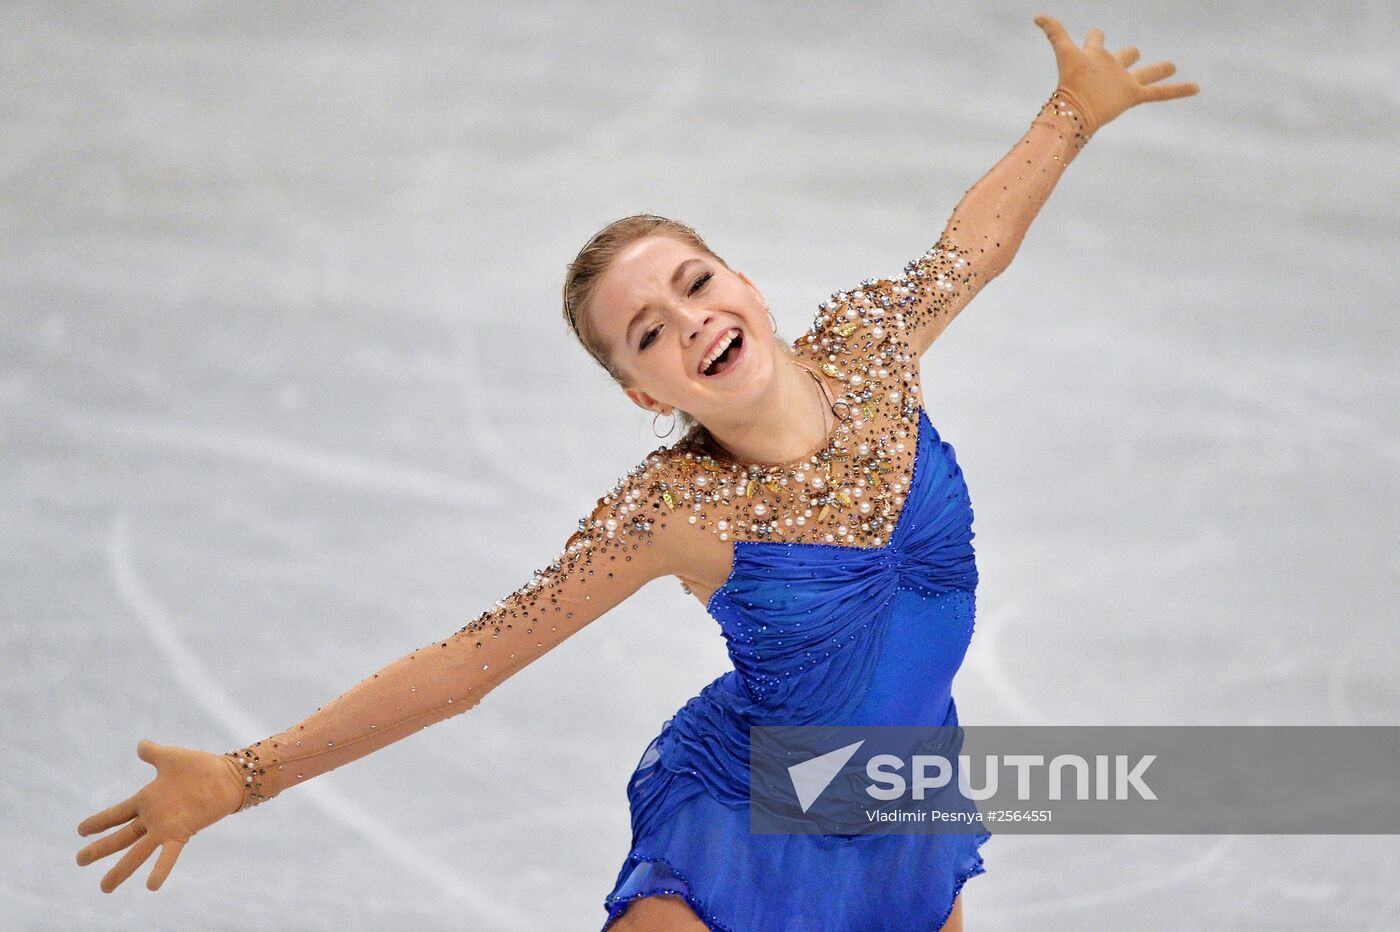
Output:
[77, 821, 144, 866]
[1086, 27, 1104, 48]
[78, 795, 138, 836]
[1033, 15, 1077, 73]
[1142, 81, 1201, 101]
[1132, 61, 1178, 85]
[100, 832, 157, 894]
[1033, 14, 1074, 49]
[147, 840, 184, 891]
[1115, 46, 1140, 68]
[136, 739, 162, 766]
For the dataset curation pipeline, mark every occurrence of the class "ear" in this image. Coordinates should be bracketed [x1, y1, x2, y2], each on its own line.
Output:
[623, 385, 669, 415]
[735, 270, 766, 307]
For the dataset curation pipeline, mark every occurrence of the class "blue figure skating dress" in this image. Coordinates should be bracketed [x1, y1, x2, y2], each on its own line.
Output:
[602, 410, 987, 930]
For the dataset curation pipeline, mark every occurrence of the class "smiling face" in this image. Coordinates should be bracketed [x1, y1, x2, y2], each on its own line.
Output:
[587, 234, 782, 424]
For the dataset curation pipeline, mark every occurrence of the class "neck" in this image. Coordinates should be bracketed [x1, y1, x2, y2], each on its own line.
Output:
[703, 349, 831, 465]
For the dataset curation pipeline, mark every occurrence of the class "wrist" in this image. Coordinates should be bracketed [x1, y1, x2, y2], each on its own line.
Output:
[1030, 89, 1094, 156]
[224, 744, 275, 812]
[1051, 87, 1099, 135]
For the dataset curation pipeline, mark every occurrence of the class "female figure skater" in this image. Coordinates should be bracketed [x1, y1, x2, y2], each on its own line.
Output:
[76, 15, 1197, 930]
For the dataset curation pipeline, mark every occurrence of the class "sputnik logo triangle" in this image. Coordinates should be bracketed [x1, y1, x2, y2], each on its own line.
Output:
[788, 740, 865, 813]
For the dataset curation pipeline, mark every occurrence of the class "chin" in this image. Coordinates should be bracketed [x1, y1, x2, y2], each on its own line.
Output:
[716, 334, 772, 398]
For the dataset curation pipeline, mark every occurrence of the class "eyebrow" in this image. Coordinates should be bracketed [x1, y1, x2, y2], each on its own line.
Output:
[624, 258, 700, 348]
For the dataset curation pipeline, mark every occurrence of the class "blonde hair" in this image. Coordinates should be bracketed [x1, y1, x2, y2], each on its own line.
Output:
[562, 214, 740, 440]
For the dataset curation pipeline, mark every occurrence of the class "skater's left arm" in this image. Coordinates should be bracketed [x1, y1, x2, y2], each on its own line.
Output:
[893, 14, 1199, 358]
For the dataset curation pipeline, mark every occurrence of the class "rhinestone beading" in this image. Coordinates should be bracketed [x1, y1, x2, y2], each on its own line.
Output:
[223, 746, 269, 812]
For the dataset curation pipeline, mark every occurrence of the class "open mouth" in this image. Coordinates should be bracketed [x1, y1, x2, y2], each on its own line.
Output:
[700, 328, 744, 378]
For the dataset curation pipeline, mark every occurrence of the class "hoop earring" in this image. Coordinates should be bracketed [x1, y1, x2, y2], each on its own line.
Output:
[768, 308, 778, 333]
[652, 408, 676, 438]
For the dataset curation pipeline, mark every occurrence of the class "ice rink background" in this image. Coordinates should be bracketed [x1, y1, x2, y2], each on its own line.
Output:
[4, 1, 1398, 929]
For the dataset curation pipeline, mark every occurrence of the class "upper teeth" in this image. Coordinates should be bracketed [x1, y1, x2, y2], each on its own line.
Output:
[702, 329, 740, 373]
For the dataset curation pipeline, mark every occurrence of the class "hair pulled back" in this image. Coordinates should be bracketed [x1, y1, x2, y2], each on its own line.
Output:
[562, 214, 732, 440]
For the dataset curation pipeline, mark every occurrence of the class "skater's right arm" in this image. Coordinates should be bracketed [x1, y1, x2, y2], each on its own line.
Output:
[76, 452, 687, 892]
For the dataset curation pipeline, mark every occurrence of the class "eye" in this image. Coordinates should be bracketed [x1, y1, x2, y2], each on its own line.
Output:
[639, 324, 661, 351]
[689, 271, 713, 295]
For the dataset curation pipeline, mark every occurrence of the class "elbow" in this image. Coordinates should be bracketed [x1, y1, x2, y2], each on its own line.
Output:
[978, 247, 1015, 282]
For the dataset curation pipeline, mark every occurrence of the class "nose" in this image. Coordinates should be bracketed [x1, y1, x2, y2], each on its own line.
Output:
[676, 305, 715, 347]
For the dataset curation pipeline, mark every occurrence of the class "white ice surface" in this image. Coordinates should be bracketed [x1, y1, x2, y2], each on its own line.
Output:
[3, 2, 1398, 929]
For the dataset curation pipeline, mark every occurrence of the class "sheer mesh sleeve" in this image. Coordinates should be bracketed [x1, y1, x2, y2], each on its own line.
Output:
[854, 90, 1093, 358]
[222, 452, 683, 811]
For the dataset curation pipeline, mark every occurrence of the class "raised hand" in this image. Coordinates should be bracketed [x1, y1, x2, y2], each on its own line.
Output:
[1033, 14, 1200, 134]
[76, 740, 246, 893]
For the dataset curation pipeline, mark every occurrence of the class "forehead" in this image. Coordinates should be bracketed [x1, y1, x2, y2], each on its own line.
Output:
[591, 235, 702, 322]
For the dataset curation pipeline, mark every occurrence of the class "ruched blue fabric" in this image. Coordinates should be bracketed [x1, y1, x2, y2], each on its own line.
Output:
[603, 408, 989, 930]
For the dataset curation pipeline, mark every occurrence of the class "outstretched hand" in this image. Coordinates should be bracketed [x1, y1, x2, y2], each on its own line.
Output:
[76, 740, 245, 893]
[1033, 14, 1199, 134]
